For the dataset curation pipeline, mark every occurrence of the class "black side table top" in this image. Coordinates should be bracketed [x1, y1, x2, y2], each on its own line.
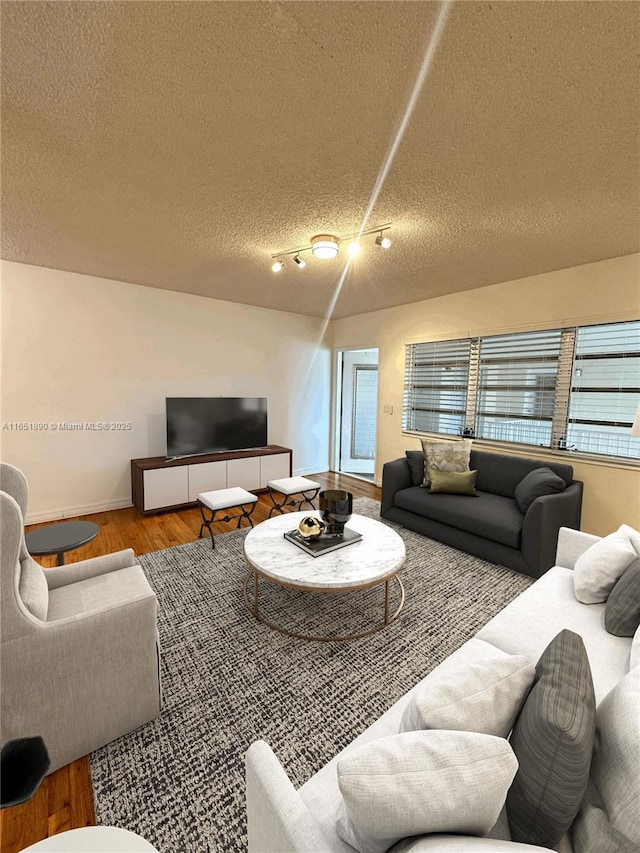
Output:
[25, 521, 99, 565]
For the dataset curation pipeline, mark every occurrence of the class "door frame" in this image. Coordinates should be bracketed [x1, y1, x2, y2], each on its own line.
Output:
[332, 346, 380, 482]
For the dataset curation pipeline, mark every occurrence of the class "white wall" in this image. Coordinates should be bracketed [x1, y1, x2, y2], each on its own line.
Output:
[0, 261, 331, 521]
[332, 253, 640, 536]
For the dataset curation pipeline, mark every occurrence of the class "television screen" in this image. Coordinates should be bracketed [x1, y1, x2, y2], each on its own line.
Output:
[166, 397, 267, 458]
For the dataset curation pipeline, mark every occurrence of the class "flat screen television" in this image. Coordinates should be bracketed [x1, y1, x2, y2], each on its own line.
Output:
[166, 397, 268, 458]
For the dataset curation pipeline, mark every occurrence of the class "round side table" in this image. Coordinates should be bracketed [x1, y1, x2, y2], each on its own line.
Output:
[25, 521, 99, 566]
[19, 826, 159, 852]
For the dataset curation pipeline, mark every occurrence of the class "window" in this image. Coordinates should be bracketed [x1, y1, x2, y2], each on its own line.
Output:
[567, 322, 640, 458]
[403, 320, 640, 461]
[403, 339, 472, 436]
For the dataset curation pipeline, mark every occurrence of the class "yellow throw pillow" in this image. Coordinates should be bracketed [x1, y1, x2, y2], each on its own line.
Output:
[429, 468, 478, 495]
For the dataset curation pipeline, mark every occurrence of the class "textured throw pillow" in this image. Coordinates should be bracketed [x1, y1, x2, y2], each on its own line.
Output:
[571, 666, 640, 852]
[617, 523, 640, 557]
[574, 531, 637, 604]
[420, 438, 471, 487]
[514, 467, 565, 514]
[604, 558, 640, 637]
[335, 730, 518, 853]
[429, 468, 478, 496]
[506, 629, 596, 849]
[405, 450, 426, 487]
[400, 650, 535, 737]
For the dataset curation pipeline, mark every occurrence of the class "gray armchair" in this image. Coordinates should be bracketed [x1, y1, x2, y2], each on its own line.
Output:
[0, 464, 161, 774]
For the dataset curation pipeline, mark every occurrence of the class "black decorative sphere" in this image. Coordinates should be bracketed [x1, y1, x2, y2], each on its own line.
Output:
[319, 490, 353, 536]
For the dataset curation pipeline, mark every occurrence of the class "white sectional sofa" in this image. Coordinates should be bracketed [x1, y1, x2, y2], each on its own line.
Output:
[245, 527, 639, 853]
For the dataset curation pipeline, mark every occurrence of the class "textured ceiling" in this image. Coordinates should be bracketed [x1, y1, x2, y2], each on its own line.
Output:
[1, 1, 639, 319]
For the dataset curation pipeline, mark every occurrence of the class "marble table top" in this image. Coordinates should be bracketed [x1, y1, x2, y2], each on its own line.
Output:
[243, 512, 405, 590]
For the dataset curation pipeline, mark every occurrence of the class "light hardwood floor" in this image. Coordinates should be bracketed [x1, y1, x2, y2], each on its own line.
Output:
[0, 472, 380, 853]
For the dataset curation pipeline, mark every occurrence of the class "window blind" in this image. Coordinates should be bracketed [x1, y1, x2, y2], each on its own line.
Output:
[567, 320, 640, 458]
[475, 329, 562, 447]
[403, 339, 472, 436]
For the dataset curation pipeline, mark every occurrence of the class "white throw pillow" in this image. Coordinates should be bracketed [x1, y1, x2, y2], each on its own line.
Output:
[571, 666, 640, 851]
[573, 530, 637, 604]
[335, 730, 518, 853]
[399, 651, 535, 738]
[617, 523, 640, 557]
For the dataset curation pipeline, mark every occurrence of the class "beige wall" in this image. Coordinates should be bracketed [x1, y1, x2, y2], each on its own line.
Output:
[1, 261, 331, 521]
[332, 253, 640, 536]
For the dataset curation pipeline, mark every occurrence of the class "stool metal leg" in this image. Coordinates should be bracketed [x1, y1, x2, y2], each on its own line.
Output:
[199, 500, 256, 549]
[268, 487, 287, 518]
[296, 487, 320, 511]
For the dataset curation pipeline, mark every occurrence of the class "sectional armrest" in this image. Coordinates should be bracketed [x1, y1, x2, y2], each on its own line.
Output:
[381, 458, 413, 516]
[555, 526, 601, 570]
[45, 548, 137, 590]
[246, 740, 334, 853]
[520, 482, 583, 577]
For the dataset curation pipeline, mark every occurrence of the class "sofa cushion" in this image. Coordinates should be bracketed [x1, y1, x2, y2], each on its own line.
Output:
[514, 466, 566, 514]
[420, 438, 471, 487]
[571, 666, 640, 852]
[400, 648, 535, 738]
[19, 556, 49, 621]
[476, 566, 632, 704]
[506, 630, 596, 849]
[335, 730, 518, 853]
[604, 559, 640, 637]
[471, 450, 574, 499]
[429, 469, 478, 496]
[394, 487, 523, 549]
[573, 530, 637, 604]
[405, 451, 426, 487]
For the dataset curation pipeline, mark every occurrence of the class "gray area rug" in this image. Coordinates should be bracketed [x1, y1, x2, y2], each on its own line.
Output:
[90, 498, 532, 852]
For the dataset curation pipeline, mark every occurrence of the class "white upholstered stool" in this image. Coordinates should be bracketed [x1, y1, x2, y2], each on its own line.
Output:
[197, 487, 258, 549]
[266, 476, 321, 518]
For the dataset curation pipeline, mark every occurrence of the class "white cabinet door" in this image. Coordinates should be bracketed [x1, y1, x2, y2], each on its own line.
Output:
[144, 467, 189, 511]
[260, 453, 291, 486]
[188, 461, 227, 502]
[227, 457, 261, 491]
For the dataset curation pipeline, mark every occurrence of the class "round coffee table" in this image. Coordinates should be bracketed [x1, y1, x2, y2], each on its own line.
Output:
[243, 512, 406, 641]
[25, 521, 99, 566]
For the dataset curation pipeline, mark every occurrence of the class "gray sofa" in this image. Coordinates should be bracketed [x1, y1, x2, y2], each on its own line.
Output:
[245, 527, 639, 853]
[381, 449, 583, 578]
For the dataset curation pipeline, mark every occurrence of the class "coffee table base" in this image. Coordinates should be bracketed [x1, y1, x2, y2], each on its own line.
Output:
[242, 571, 405, 642]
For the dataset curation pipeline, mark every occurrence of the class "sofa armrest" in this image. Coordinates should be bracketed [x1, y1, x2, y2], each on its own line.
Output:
[45, 548, 137, 590]
[390, 836, 556, 851]
[520, 482, 583, 577]
[381, 458, 413, 516]
[246, 741, 334, 853]
[555, 526, 600, 570]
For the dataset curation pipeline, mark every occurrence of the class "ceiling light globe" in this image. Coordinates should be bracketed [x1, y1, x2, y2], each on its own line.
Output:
[272, 260, 283, 273]
[311, 235, 339, 259]
[347, 241, 360, 258]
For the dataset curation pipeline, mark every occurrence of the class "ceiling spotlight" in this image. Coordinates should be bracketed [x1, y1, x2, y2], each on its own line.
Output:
[375, 233, 392, 249]
[293, 254, 306, 268]
[347, 241, 361, 258]
[311, 235, 339, 259]
[271, 259, 284, 273]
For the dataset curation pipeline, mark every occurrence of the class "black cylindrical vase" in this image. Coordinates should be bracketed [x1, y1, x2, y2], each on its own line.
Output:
[319, 490, 353, 536]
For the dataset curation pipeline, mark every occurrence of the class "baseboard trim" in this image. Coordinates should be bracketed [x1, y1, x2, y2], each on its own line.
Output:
[25, 498, 134, 525]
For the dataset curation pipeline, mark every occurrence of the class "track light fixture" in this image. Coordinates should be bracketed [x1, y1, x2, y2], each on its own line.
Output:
[270, 224, 391, 271]
[375, 232, 392, 249]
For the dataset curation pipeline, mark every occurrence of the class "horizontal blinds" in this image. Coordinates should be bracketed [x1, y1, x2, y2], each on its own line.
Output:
[567, 320, 640, 458]
[403, 339, 471, 436]
[476, 330, 562, 446]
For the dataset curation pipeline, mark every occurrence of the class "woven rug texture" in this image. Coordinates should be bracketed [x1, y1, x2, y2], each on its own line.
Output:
[90, 497, 532, 852]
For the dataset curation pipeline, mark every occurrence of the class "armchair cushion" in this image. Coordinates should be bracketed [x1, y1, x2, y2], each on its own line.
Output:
[47, 565, 155, 622]
[18, 557, 48, 621]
